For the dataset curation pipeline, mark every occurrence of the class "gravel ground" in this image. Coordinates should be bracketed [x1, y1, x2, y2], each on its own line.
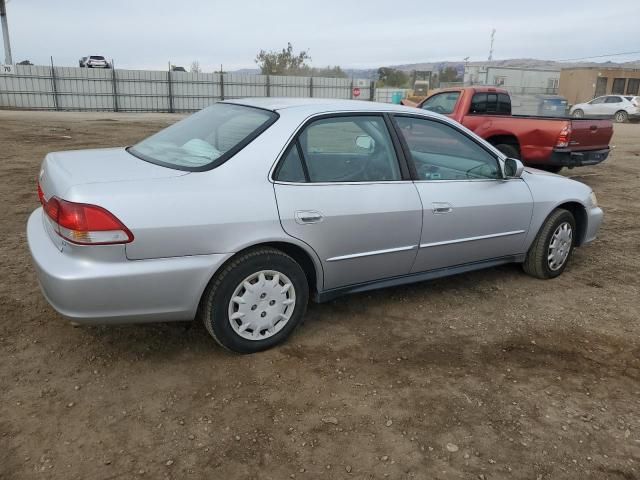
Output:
[1, 111, 639, 480]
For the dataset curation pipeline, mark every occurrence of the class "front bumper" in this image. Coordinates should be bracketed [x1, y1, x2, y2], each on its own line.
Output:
[27, 209, 231, 325]
[550, 148, 610, 167]
[583, 205, 603, 245]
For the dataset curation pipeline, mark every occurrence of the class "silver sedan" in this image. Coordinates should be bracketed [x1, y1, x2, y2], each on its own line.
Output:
[27, 99, 603, 353]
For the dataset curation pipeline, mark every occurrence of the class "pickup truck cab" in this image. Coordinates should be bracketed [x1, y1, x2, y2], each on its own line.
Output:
[403, 87, 613, 172]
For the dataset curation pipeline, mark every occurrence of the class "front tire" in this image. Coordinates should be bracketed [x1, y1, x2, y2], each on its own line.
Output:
[614, 110, 628, 123]
[199, 248, 309, 353]
[572, 109, 584, 118]
[523, 209, 576, 279]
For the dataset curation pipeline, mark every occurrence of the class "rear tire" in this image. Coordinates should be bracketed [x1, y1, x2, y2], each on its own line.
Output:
[198, 248, 308, 353]
[614, 110, 628, 123]
[523, 209, 576, 279]
[494, 143, 520, 159]
[535, 165, 563, 173]
[572, 109, 584, 119]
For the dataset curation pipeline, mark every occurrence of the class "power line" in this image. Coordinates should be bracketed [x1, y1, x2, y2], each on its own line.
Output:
[556, 50, 640, 62]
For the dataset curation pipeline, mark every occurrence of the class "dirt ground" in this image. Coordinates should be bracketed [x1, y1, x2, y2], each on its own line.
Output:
[1, 110, 639, 480]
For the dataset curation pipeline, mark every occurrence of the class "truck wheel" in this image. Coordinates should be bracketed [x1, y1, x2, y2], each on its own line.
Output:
[572, 109, 584, 118]
[494, 143, 520, 159]
[614, 110, 628, 123]
[523, 209, 576, 279]
[198, 248, 309, 353]
[535, 165, 563, 173]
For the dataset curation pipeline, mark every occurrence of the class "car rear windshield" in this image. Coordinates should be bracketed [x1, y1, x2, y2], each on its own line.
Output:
[129, 103, 278, 171]
[90, 56, 105, 60]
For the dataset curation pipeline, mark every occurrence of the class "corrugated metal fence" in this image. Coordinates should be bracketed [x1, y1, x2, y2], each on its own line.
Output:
[0, 65, 376, 112]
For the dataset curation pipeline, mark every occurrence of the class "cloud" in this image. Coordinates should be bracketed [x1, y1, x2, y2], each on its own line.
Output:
[5, 0, 639, 70]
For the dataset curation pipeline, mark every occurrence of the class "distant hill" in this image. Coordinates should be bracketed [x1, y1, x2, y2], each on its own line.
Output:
[231, 59, 640, 79]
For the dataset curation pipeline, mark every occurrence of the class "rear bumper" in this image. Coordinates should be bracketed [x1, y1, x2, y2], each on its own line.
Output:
[27, 209, 231, 325]
[549, 148, 610, 167]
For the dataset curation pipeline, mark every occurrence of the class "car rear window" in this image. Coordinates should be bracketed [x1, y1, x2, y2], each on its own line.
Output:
[129, 103, 278, 171]
[90, 56, 105, 60]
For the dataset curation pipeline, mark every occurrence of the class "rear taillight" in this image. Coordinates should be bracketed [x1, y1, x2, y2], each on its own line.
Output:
[37, 181, 45, 205]
[42, 196, 133, 245]
[556, 124, 572, 148]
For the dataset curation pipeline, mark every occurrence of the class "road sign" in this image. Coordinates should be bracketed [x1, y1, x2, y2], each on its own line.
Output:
[1, 64, 14, 74]
[352, 87, 361, 98]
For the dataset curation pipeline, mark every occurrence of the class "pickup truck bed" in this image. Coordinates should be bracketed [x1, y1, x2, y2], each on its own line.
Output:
[403, 87, 614, 171]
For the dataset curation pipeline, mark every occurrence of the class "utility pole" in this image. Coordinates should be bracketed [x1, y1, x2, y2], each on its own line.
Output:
[488, 28, 496, 62]
[0, 0, 13, 64]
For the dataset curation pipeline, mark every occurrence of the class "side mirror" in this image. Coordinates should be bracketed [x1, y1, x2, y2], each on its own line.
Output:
[355, 135, 375, 152]
[504, 158, 524, 178]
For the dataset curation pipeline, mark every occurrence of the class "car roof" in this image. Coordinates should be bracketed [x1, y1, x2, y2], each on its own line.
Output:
[224, 97, 423, 114]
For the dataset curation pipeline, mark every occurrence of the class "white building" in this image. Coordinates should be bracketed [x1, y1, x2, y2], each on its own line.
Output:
[464, 65, 560, 95]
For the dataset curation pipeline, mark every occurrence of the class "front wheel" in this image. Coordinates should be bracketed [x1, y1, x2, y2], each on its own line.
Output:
[572, 109, 584, 119]
[199, 248, 309, 353]
[523, 209, 576, 279]
[614, 110, 628, 123]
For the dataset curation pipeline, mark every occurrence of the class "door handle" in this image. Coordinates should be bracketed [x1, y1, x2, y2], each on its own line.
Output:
[432, 202, 453, 214]
[295, 210, 323, 224]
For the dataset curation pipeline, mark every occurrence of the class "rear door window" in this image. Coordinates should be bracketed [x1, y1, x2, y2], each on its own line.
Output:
[294, 116, 401, 183]
[605, 96, 623, 104]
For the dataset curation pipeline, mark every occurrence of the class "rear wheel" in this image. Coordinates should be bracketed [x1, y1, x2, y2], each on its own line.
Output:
[614, 110, 628, 123]
[199, 248, 308, 353]
[535, 165, 563, 173]
[572, 109, 584, 119]
[494, 143, 520, 159]
[523, 209, 576, 279]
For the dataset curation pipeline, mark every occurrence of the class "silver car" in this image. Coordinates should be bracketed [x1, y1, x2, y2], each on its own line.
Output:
[27, 99, 603, 353]
[571, 94, 640, 123]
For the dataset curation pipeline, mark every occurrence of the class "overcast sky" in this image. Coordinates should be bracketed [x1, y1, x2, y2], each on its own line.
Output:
[4, 0, 639, 71]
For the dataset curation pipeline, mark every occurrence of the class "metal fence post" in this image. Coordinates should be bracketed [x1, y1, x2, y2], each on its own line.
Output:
[111, 60, 118, 112]
[220, 72, 225, 101]
[266, 75, 270, 97]
[50, 56, 60, 111]
[349, 79, 354, 100]
[309, 77, 313, 98]
[369, 80, 375, 101]
[167, 69, 174, 113]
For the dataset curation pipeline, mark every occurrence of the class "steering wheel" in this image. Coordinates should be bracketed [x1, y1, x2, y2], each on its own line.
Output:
[429, 105, 446, 114]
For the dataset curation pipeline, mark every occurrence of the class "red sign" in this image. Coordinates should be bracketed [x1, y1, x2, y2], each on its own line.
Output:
[352, 87, 361, 98]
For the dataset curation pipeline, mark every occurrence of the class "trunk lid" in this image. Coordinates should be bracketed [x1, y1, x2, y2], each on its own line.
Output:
[39, 147, 188, 201]
[568, 119, 613, 152]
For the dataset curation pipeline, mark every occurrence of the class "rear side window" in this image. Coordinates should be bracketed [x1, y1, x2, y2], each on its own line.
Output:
[470, 92, 510, 115]
[129, 103, 278, 171]
[276, 116, 401, 183]
[299, 116, 401, 182]
[275, 145, 306, 183]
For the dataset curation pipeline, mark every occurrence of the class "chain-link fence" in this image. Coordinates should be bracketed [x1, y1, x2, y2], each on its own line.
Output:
[0, 65, 376, 112]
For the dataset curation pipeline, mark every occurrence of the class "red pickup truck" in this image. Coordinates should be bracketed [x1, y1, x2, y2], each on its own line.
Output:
[402, 87, 613, 172]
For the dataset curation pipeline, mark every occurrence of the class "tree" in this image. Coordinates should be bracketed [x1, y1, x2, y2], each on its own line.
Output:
[190, 61, 201, 73]
[255, 42, 311, 75]
[17, 59, 33, 66]
[309, 65, 347, 78]
[376, 67, 409, 88]
[439, 66, 461, 83]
